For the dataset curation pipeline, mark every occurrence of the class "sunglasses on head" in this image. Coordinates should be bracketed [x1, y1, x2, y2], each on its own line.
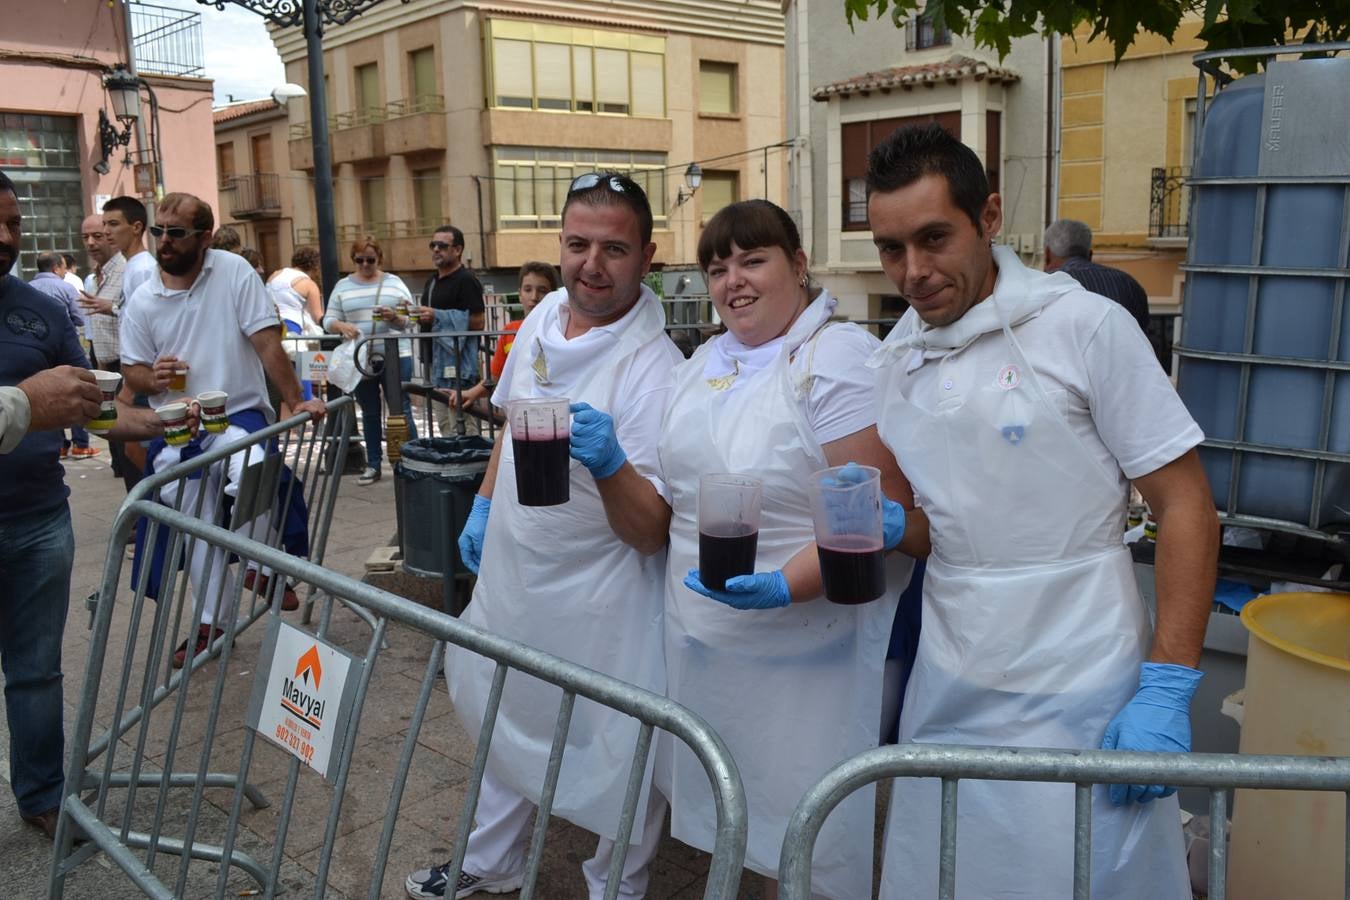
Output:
[149, 225, 203, 241]
[353, 255, 378, 265]
[568, 172, 636, 196]
[428, 240, 453, 250]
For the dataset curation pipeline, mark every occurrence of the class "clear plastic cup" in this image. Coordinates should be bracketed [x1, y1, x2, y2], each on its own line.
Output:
[86, 369, 122, 434]
[507, 397, 570, 506]
[809, 464, 886, 605]
[157, 401, 192, 447]
[169, 367, 188, 392]
[698, 474, 763, 591]
[196, 390, 229, 434]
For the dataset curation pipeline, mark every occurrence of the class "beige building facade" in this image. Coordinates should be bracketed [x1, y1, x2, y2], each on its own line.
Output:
[1057, 18, 1212, 313]
[785, 1, 1053, 321]
[214, 99, 298, 276]
[261, 0, 786, 287]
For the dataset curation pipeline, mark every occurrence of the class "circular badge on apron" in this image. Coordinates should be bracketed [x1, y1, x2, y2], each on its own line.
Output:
[996, 364, 1020, 390]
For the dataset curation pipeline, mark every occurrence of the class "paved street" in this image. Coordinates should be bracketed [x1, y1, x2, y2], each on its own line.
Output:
[0, 446, 769, 899]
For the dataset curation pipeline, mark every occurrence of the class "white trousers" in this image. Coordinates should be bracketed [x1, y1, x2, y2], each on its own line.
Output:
[157, 426, 278, 627]
[462, 767, 667, 900]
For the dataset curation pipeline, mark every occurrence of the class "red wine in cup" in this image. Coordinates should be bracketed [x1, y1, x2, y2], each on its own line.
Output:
[817, 535, 885, 605]
[513, 436, 570, 506]
[699, 526, 759, 591]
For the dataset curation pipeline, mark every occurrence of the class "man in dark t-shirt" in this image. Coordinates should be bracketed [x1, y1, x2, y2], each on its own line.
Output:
[414, 225, 485, 435]
[0, 170, 163, 840]
[1043, 218, 1152, 334]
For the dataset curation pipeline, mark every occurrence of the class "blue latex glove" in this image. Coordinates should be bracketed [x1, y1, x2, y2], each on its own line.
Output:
[457, 495, 491, 575]
[684, 568, 791, 610]
[568, 402, 627, 479]
[1100, 662, 1204, 805]
[835, 461, 907, 550]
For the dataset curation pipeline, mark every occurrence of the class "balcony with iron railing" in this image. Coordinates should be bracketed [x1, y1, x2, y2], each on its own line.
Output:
[1148, 166, 1190, 245]
[288, 95, 446, 169]
[227, 173, 282, 219]
[129, 1, 204, 78]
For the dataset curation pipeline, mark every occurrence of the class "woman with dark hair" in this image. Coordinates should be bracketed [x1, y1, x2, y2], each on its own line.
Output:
[323, 235, 417, 485]
[657, 199, 928, 899]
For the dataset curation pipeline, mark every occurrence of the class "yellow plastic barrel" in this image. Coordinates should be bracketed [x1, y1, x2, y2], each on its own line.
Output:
[1229, 592, 1350, 900]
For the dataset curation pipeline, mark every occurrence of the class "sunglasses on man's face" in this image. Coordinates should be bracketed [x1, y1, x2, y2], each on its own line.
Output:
[428, 240, 453, 251]
[353, 256, 378, 265]
[149, 225, 203, 241]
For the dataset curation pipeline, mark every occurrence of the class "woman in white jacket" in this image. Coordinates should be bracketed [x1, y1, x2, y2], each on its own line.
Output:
[658, 200, 928, 899]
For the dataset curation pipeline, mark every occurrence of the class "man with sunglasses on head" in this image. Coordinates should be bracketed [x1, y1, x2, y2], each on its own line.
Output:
[413, 225, 485, 436]
[407, 173, 681, 900]
[120, 192, 327, 669]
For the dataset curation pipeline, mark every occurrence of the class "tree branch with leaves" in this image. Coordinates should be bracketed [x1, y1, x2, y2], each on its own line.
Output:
[843, 0, 1350, 66]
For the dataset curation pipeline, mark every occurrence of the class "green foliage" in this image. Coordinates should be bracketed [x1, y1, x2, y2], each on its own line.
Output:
[843, 0, 1350, 66]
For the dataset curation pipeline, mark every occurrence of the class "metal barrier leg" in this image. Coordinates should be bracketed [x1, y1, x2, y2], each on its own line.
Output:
[519, 692, 577, 900]
[1073, 783, 1092, 900]
[448, 664, 510, 896]
[602, 724, 655, 900]
[938, 777, 959, 900]
[1210, 788, 1229, 900]
[366, 639, 448, 900]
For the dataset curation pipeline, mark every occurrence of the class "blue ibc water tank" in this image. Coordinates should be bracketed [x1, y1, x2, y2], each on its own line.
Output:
[1176, 57, 1350, 533]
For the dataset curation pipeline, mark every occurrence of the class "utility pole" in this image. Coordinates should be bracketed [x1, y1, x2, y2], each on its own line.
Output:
[199, 0, 407, 301]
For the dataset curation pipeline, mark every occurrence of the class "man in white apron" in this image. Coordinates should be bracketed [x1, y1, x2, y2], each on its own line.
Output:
[863, 123, 1220, 898]
[407, 173, 682, 900]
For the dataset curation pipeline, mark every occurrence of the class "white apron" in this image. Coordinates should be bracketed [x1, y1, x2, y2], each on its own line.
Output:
[658, 308, 908, 899]
[874, 291, 1189, 898]
[446, 294, 669, 843]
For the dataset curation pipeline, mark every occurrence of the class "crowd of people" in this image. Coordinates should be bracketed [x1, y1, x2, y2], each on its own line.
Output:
[0, 121, 1220, 900]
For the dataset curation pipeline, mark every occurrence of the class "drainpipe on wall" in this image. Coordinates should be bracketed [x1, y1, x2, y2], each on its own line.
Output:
[1045, 34, 1061, 227]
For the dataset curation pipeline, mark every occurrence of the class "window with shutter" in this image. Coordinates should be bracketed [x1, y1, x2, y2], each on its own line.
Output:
[534, 43, 572, 110]
[631, 52, 664, 118]
[698, 61, 736, 115]
[700, 170, 738, 223]
[493, 39, 533, 108]
[595, 49, 629, 114]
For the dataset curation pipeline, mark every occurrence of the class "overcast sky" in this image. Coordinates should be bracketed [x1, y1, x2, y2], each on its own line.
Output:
[148, 0, 288, 105]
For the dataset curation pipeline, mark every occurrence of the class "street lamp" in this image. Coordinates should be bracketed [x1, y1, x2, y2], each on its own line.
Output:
[94, 66, 143, 175]
[105, 67, 142, 125]
[199, 0, 409, 302]
[673, 161, 704, 207]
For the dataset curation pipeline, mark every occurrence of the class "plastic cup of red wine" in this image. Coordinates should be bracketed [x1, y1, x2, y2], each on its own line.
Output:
[810, 464, 885, 605]
[507, 397, 571, 506]
[698, 474, 763, 591]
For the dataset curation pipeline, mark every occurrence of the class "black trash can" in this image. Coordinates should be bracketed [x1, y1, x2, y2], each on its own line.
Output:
[395, 436, 494, 579]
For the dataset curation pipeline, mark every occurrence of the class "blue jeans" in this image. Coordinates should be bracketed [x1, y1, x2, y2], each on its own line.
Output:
[0, 503, 73, 815]
[353, 355, 417, 469]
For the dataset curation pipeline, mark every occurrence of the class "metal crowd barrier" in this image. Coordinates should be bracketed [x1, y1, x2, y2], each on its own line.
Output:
[51, 399, 748, 898]
[778, 742, 1350, 900]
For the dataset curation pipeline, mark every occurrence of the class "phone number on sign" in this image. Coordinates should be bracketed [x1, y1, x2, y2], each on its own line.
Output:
[275, 723, 316, 763]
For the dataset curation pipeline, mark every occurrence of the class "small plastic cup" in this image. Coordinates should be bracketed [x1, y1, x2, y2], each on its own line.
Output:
[196, 390, 229, 434]
[507, 397, 570, 506]
[169, 366, 188, 392]
[809, 464, 886, 605]
[86, 369, 122, 434]
[157, 401, 192, 446]
[698, 474, 762, 591]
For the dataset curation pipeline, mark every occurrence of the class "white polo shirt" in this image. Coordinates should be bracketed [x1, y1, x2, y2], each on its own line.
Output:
[120, 248, 277, 418]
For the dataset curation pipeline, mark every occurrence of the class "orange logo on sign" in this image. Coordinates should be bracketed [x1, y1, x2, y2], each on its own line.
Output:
[313, 353, 326, 363]
[295, 645, 323, 689]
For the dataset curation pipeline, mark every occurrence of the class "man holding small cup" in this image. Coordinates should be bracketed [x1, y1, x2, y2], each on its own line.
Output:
[120, 191, 326, 668]
[0, 170, 166, 840]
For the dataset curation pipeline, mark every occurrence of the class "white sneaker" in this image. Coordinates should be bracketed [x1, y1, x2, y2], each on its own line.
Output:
[357, 466, 381, 486]
[405, 862, 523, 899]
